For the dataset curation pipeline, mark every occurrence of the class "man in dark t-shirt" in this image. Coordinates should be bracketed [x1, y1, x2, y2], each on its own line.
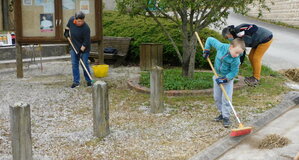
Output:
[64, 11, 92, 88]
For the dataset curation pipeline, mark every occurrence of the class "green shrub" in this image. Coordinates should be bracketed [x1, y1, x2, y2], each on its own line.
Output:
[139, 68, 214, 90]
[103, 11, 227, 68]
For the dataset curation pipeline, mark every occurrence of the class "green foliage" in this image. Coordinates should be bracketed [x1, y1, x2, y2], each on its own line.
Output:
[103, 11, 227, 68]
[139, 68, 214, 90]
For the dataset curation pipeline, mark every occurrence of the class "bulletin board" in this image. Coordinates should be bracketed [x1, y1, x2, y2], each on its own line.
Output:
[14, 0, 102, 43]
[21, 0, 56, 37]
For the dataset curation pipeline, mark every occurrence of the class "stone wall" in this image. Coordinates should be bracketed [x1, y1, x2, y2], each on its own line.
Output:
[247, 0, 299, 26]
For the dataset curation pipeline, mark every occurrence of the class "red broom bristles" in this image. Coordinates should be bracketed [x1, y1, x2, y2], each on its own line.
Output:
[230, 127, 252, 137]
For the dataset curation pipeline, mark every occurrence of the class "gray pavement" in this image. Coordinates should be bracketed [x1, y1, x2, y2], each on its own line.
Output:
[220, 13, 299, 71]
[219, 106, 299, 160]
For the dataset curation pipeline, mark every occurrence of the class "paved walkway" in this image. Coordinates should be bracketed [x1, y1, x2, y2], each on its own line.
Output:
[219, 106, 299, 160]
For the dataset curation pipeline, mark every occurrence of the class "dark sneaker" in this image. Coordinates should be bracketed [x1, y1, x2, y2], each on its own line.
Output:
[87, 81, 92, 87]
[223, 118, 231, 128]
[71, 83, 80, 88]
[244, 76, 260, 86]
[214, 114, 223, 122]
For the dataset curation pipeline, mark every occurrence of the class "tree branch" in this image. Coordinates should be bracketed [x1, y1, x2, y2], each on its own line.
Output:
[146, 8, 183, 63]
[155, 6, 180, 25]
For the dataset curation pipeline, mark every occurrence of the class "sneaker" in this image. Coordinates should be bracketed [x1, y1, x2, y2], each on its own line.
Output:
[214, 114, 223, 122]
[244, 76, 260, 86]
[71, 83, 80, 88]
[223, 117, 231, 128]
[87, 81, 92, 87]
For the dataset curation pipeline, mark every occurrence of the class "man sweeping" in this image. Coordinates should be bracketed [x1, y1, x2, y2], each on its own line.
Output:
[64, 11, 92, 88]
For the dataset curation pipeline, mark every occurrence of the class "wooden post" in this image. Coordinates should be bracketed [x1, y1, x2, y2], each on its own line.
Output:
[140, 43, 163, 71]
[98, 0, 104, 65]
[150, 66, 164, 113]
[97, 40, 104, 64]
[10, 103, 32, 160]
[92, 81, 110, 138]
[16, 42, 23, 78]
[2, 0, 10, 30]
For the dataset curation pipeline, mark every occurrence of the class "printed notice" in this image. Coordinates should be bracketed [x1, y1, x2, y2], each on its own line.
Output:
[80, 1, 90, 14]
[43, 0, 54, 13]
[63, 0, 75, 10]
[40, 13, 54, 32]
[23, 0, 32, 5]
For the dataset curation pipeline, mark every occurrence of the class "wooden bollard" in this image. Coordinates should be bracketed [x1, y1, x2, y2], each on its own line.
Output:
[150, 66, 164, 113]
[92, 81, 110, 138]
[10, 103, 32, 160]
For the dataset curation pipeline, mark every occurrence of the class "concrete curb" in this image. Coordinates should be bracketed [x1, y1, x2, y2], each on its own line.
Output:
[189, 91, 299, 160]
[127, 76, 246, 96]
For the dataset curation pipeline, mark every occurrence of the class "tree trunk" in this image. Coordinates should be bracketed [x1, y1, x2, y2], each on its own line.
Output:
[182, 35, 197, 78]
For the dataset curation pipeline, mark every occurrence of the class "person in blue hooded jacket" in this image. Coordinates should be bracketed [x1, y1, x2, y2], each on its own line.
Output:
[203, 37, 245, 128]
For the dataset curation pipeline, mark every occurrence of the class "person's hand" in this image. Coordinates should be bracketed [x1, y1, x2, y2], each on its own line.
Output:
[202, 49, 210, 59]
[64, 29, 70, 38]
[215, 77, 228, 85]
[78, 49, 84, 56]
[237, 31, 245, 37]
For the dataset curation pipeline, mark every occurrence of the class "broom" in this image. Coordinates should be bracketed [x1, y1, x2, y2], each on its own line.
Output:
[67, 37, 95, 84]
[194, 32, 252, 137]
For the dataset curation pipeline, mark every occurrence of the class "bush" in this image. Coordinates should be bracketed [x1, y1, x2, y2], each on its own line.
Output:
[103, 11, 227, 68]
[139, 68, 214, 90]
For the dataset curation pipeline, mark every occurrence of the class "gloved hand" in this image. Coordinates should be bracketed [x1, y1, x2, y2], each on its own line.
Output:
[64, 29, 70, 38]
[215, 77, 228, 85]
[202, 49, 210, 59]
[78, 49, 84, 57]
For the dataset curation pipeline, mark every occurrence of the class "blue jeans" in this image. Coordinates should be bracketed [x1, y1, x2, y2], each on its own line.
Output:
[213, 76, 234, 119]
[70, 49, 91, 84]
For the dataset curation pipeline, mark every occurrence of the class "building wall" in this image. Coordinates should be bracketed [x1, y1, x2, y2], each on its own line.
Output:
[247, 0, 299, 26]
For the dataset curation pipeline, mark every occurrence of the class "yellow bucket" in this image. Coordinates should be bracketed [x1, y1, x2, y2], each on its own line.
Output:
[92, 65, 109, 78]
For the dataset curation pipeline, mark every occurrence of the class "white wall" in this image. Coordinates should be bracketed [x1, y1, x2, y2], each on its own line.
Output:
[247, 0, 299, 26]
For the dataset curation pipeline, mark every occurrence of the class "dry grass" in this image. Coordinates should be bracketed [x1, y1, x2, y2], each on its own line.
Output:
[284, 69, 299, 82]
[258, 134, 291, 149]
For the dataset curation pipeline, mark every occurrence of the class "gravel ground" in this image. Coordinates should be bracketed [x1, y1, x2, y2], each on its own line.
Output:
[0, 61, 285, 160]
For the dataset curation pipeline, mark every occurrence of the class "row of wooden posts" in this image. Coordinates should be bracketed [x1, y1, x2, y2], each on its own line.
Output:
[10, 66, 164, 160]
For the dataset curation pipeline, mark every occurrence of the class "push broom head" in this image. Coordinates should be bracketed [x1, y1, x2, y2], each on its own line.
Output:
[230, 124, 252, 137]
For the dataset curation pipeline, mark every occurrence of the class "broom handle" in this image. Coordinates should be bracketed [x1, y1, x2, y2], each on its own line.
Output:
[194, 32, 242, 125]
[67, 37, 93, 81]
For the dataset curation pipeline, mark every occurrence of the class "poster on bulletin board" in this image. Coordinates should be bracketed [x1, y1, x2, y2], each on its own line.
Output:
[80, 1, 90, 14]
[40, 13, 54, 32]
[35, 0, 46, 6]
[63, 0, 75, 10]
[23, 0, 32, 5]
